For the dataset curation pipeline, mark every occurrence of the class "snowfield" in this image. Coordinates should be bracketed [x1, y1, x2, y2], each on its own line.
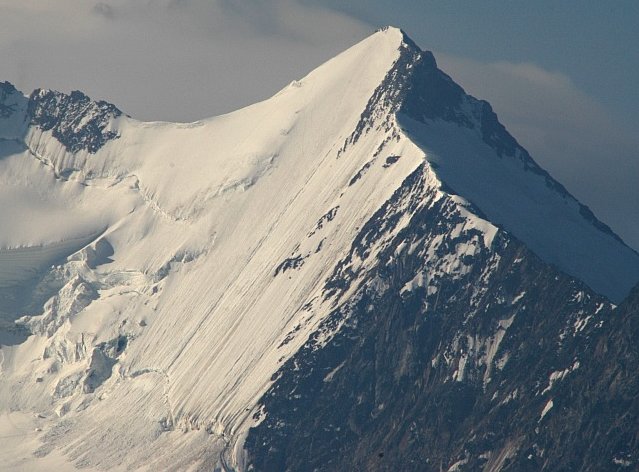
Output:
[1, 27, 638, 470]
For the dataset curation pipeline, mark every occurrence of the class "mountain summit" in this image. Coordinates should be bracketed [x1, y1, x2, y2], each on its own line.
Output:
[1, 27, 638, 471]
[343, 27, 639, 303]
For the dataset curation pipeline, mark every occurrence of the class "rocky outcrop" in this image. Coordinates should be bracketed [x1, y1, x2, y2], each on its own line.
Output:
[27, 88, 122, 153]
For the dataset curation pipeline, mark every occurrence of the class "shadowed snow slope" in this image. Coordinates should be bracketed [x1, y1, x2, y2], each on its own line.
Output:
[0, 27, 638, 471]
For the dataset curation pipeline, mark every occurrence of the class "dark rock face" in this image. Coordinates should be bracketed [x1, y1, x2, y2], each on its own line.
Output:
[534, 286, 639, 472]
[27, 89, 122, 153]
[0, 81, 21, 118]
[1, 81, 121, 153]
[245, 161, 637, 471]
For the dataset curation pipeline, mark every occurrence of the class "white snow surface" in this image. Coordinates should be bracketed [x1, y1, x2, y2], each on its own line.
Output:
[0, 26, 637, 470]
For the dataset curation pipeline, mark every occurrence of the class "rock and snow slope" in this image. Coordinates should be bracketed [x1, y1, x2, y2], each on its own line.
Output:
[0, 27, 638, 470]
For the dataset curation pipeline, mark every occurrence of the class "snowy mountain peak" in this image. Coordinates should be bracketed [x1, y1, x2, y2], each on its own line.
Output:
[1, 28, 639, 471]
[349, 28, 638, 301]
[374, 25, 419, 47]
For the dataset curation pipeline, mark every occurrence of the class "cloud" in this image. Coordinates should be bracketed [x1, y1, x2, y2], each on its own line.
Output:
[437, 53, 639, 249]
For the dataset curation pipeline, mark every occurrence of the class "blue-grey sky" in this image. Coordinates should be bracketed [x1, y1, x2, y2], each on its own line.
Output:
[1, 0, 637, 249]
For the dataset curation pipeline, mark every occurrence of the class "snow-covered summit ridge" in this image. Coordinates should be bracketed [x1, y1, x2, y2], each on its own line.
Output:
[347, 27, 639, 302]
